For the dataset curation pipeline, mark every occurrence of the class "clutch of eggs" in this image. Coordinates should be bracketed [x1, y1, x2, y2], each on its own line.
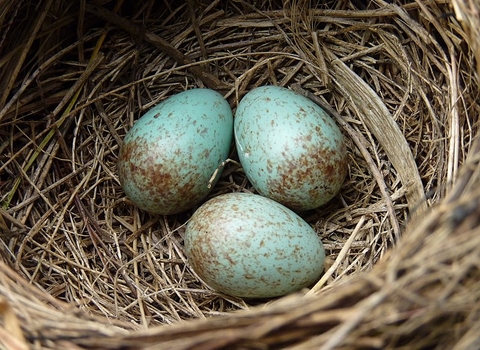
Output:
[117, 86, 346, 299]
[117, 88, 233, 215]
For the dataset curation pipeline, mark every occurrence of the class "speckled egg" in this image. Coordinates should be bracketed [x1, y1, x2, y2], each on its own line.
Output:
[234, 85, 348, 211]
[117, 89, 233, 215]
[184, 192, 325, 298]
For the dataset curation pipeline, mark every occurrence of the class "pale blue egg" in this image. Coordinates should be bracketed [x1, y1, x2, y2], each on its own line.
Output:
[234, 86, 347, 211]
[117, 89, 233, 215]
[185, 193, 325, 298]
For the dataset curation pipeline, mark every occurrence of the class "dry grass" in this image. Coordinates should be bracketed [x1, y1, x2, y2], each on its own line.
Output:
[0, 0, 479, 348]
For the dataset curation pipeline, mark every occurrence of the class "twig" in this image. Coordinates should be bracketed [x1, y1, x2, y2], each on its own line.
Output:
[85, 3, 229, 91]
[307, 215, 366, 295]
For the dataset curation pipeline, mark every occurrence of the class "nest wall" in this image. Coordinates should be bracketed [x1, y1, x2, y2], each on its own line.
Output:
[0, 0, 479, 349]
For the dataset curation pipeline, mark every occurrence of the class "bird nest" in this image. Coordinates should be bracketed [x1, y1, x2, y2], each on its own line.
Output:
[0, 0, 479, 349]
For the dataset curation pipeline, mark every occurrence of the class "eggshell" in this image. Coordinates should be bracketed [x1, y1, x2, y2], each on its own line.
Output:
[117, 89, 233, 215]
[184, 192, 325, 298]
[234, 85, 348, 211]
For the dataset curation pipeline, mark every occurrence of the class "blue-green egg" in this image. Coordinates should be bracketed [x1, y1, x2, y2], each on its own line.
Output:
[117, 89, 233, 215]
[234, 85, 348, 211]
[184, 192, 325, 298]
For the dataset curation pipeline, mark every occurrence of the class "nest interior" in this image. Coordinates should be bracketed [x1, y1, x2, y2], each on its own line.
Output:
[0, 0, 480, 349]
